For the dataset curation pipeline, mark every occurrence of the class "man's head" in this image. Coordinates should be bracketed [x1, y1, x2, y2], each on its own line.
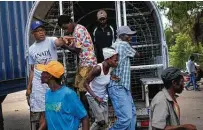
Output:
[190, 55, 195, 61]
[161, 67, 184, 94]
[58, 15, 74, 34]
[117, 26, 136, 42]
[103, 47, 118, 67]
[31, 21, 46, 41]
[37, 61, 65, 85]
[97, 10, 107, 27]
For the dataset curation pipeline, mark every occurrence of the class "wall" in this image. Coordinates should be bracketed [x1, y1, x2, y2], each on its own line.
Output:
[0, 1, 34, 95]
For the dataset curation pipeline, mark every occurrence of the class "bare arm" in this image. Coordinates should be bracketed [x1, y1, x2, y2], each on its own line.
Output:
[153, 126, 185, 130]
[26, 65, 34, 96]
[152, 124, 197, 130]
[61, 44, 81, 54]
[55, 37, 65, 47]
[84, 65, 101, 99]
[81, 115, 89, 130]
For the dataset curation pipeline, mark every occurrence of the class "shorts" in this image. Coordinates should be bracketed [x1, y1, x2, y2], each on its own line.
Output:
[75, 66, 93, 92]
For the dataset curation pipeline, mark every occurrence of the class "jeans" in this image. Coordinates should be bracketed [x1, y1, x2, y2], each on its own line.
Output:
[186, 72, 197, 89]
[108, 85, 136, 130]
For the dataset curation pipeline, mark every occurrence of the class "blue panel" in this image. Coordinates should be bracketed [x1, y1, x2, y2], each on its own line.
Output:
[0, 1, 34, 94]
[8, 2, 19, 78]
[0, 2, 12, 80]
[0, 1, 33, 82]
[16, 1, 25, 77]
[0, 12, 3, 81]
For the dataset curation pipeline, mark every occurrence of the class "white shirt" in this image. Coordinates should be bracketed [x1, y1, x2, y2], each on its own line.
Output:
[186, 60, 196, 74]
[28, 36, 58, 112]
[86, 63, 112, 102]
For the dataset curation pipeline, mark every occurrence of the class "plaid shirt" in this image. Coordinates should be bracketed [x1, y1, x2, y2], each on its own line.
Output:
[109, 39, 136, 90]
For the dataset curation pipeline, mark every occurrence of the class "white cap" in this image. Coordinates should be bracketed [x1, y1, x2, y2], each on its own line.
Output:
[102, 47, 118, 60]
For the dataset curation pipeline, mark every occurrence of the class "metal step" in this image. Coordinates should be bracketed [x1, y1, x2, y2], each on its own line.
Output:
[130, 64, 163, 70]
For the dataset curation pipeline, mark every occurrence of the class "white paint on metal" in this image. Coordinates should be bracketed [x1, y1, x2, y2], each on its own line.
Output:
[116, 1, 122, 27]
[130, 64, 163, 70]
[122, 1, 127, 26]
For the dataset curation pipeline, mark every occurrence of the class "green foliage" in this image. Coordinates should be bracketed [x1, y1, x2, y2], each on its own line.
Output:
[164, 28, 176, 48]
[158, 2, 203, 69]
[169, 33, 203, 70]
[169, 33, 194, 69]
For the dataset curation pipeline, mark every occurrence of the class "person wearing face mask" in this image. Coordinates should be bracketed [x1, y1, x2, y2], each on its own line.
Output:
[108, 26, 141, 130]
[149, 67, 197, 130]
[92, 10, 116, 63]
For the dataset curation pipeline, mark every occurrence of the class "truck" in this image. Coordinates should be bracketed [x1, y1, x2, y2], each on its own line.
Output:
[25, 1, 169, 129]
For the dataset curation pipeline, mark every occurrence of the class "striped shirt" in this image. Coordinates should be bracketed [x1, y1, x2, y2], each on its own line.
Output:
[109, 39, 136, 90]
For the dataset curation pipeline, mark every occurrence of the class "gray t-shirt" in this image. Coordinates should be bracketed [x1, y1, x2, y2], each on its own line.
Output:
[29, 36, 58, 65]
[28, 36, 58, 112]
[149, 88, 180, 130]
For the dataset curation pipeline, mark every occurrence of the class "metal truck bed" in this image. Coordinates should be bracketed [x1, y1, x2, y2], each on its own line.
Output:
[25, 1, 168, 129]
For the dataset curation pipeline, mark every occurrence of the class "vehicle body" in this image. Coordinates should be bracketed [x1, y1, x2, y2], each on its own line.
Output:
[25, 1, 168, 129]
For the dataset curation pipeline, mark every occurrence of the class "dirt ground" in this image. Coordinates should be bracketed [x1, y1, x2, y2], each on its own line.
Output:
[2, 85, 203, 130]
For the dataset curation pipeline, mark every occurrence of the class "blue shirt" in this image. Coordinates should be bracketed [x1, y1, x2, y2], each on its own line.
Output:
[45, 86, 87, 130]
[110, 39, 136, 90]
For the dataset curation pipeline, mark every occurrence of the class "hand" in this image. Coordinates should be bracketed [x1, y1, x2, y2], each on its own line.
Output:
[95, 96, 103, 104]
[182, 124, 197, 130]
[63, 36, 75, 45]
[26, 88, 32, 96]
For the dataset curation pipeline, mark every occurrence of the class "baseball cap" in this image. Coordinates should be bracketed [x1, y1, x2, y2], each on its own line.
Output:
[97, 10, 107, 20]
[31, 21, 44, 31]
[161, 67, 182, 81]
[36, 61, 64, 78]
[103, 47, 118, 60]
[117, 26, 136, 36]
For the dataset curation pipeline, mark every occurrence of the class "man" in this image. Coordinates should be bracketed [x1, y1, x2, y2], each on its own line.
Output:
[108, 26, 140, 130]
[58, 15, 97, 114]
[84, 47, 118, 130]
[92, 10, 115, 63]
[37, 61, 89, 130]
[185, 55, 200, 91]
[26, 21, 67, 130]
[149, 67, 197, 130]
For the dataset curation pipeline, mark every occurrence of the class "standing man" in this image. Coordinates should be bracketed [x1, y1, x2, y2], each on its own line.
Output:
[84, 47, 118, 130]
[108, 26, 140, 130]
[26, 21, 67, 130]
[92, 10, 115, 63]
[37, 61, 89, 130]
[149, 67, 197, 130]
[57, 15, 97, 114]
[185, 55, 200, 91]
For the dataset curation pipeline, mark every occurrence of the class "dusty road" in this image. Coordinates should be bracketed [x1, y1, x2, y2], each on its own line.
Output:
[2, 86, 203, 130]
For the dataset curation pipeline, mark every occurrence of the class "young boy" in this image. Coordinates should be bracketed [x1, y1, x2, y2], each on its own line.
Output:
[37, 61, 89, 130]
